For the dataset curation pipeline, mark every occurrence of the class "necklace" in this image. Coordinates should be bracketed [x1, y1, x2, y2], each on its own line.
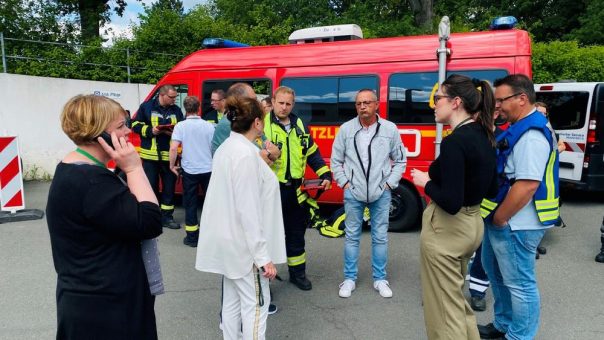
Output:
[75, 148, 105, 167]
[453, 117, 474, 132]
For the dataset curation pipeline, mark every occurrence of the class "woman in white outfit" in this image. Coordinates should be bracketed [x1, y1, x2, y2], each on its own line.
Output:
[195, 96, 286, 340]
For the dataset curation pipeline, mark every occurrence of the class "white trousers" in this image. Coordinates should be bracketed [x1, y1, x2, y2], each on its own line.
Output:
[222, 267, 270, 340]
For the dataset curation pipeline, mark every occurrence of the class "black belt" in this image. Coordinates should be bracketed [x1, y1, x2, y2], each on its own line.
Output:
[280, 179, 302, 187]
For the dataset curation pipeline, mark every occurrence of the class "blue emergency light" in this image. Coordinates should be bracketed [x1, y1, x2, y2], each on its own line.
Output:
[490, 16, 518, 30]
[202, 38, 249, 49]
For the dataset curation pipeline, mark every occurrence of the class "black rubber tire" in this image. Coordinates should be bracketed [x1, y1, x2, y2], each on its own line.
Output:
[388, 184, 421, 232]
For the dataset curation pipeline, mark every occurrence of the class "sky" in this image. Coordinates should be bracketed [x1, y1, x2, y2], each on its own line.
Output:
[103, 0, 207, 44]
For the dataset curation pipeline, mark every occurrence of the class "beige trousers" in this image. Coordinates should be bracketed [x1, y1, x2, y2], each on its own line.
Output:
[420, 202, 483, 340]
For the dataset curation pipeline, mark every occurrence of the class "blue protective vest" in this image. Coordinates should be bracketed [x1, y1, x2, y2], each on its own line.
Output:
[480, 111, 560, 225]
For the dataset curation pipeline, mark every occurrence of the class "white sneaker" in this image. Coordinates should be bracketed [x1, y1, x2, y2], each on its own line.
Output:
[373, 280, 393, 298]
[338, 279, 356, 298]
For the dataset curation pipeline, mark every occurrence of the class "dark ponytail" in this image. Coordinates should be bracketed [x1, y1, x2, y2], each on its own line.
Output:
[476, 79, 495, 147]
[442, 75, 496, 146]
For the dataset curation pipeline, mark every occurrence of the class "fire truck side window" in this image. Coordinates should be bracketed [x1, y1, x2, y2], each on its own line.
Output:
[388, 73, 438, 124]
[281, 76, 378, 125]
[150, 84, 189, 113]
[201, 80, 272, 116]
[388, 70, 508, 124]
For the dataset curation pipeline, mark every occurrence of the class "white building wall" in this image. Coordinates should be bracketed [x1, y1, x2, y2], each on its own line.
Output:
[0, 74, 155, 179]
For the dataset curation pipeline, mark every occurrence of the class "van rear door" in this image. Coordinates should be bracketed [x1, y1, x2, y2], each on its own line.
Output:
[535, 83, 593, 183]
[535, 82, 604, 190]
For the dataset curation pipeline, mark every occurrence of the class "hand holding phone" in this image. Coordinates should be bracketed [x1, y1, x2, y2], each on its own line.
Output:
[97, 132, 141, 174]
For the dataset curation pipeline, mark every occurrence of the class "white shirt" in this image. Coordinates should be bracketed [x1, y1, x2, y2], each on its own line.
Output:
[171, 116, 214, 174]
[195, 132, 286, 279]
[357, 121, 377, 170]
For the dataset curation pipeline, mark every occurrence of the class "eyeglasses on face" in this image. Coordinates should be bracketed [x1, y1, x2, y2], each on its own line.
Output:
[495, 92, 523, 104]
[210, 98, 224, 102]
[355, 101, 376, 107]
[433, 94, 453, 103]
[165, 94, 178, 99]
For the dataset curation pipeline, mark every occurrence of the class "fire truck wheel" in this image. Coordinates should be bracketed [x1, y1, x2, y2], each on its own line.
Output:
[388, 184, 420, 232]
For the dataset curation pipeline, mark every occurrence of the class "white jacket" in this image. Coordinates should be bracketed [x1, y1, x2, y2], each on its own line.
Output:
[195, 132, 286, 279]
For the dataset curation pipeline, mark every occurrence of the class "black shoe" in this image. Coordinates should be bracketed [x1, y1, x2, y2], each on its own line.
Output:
[470, 296, 486, 312]
[478, 323, 505, 339]
[183, 235, 198, 247]
[289, 273, 312, 291]
[268, 303, 278, 315]
[537, 246, 547, 255]
[162, 219, 181, 229]
[596, 252, 604, 263]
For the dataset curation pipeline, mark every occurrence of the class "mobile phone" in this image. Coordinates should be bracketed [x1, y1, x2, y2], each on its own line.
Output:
[301, 179, 324, 190]
[99, 131, 114, 149]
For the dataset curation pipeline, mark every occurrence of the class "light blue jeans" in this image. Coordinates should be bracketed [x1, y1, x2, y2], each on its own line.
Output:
[481, 220, 546, 340]
[343, 189, 391, 281]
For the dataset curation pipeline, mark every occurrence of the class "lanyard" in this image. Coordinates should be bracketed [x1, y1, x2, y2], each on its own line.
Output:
[75, 148, 105, 168]
[453, 117, 474, 132]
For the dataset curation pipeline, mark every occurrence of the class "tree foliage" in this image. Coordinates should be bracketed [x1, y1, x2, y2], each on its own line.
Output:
[1, 0, 603, 84]
[532, 41, 604, 83]
[54, 0, 141, 42]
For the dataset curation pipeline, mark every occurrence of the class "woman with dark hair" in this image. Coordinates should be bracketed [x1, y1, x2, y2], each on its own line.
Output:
[195, 96, 286, 340]
[411, 75, 498, 339]
[46, 95, 163, 339]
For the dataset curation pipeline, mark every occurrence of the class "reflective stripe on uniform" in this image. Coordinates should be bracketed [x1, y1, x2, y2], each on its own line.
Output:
[139, 148, 159, 160]
[315, 165, 330, 177]
[185, 225, 199, 232]
[161, 204, 174, 211]
[480, 198, 498, 218]
[319, 225, 344, 238]
[537, 209, 560, 222]
[287, 253, 306, 267]
[545, 150, 556, 201]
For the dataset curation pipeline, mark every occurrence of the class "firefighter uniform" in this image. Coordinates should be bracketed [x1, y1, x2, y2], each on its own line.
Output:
[264, 111, 331, 289]
[132, 98, 184, 227]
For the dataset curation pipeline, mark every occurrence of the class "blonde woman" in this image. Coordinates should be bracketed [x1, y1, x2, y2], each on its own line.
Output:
[46, 95, 162, 339]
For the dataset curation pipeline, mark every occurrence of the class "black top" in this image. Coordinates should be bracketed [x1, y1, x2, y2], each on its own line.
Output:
[46, 162, 162, 339]
[425, 122, 498, 215]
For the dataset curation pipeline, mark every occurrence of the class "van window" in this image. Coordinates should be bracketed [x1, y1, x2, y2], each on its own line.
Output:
[150, 84, 189, 112]
[281, 76, 378, 124]
[536, 91, 589, 130]
[388, 70, 508, 124]
[202, 80, 272, 116]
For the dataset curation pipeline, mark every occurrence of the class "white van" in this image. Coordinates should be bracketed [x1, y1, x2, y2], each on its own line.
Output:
[535, 82, 604, 191]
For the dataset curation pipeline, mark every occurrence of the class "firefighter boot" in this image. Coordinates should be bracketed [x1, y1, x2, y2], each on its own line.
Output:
[183, 230, 199, 248]
[162, 209, 181, 229]
[595, 219, 604, 263]
[289, 270, 312, 291]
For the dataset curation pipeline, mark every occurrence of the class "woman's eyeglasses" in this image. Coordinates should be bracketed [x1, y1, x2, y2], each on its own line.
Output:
[433, 95, 452, 103]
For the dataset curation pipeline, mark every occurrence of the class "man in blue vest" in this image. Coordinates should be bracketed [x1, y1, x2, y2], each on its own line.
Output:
[478, 74, 559, 340]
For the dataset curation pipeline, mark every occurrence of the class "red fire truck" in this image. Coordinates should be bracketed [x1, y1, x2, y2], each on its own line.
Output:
[134, 17, 532, 232]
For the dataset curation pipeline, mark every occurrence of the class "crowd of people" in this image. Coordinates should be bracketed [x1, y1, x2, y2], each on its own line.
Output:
[46, 74, 567, 340]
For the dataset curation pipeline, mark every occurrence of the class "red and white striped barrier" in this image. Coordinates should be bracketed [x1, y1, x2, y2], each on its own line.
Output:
[0, 136, 25, 212]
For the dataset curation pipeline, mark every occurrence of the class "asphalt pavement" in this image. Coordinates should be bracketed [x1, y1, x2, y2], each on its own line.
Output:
[0, 181, 603, 340]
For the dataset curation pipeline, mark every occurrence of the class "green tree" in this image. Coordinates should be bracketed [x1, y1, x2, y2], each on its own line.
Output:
[569, 0, 604, 45]
[532, 41, 604, 82]
[54, 0, 141, 42]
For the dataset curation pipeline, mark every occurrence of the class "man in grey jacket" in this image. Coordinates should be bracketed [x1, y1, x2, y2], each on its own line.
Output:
[331, 89, 407, 299]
